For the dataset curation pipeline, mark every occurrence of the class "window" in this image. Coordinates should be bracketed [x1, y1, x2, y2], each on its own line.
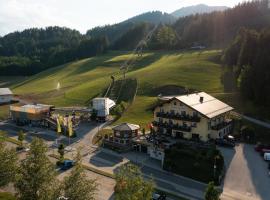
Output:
[192, 122, 197, 127]
[208, 122, 211, 130]
[193, 112, 198, 117]
[174, 102, 177, 106]
[115, 132, 121, 137]
[120, 140, 124, 144]
[181, 111, 186, 116]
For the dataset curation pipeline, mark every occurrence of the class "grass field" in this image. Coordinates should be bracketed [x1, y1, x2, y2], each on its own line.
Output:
[0, 50, 233, 127]
[0, 192, 16, 200]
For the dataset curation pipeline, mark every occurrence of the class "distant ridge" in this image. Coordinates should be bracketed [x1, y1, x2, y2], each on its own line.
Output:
[171, 4, 228, 18]
[86, 11, 176, 43]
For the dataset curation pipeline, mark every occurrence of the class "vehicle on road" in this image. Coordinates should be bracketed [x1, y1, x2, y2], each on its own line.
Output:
[264, 153, 270, 161]
[152, 192, 166, 200]
[215, 138, 235, 147]
[255, 143, 270, 153]
[60, 160, 74, 170]
[260, 149, 270, 156]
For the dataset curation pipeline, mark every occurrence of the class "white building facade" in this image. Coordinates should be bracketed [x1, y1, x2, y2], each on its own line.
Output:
[0, 88, 13, 104]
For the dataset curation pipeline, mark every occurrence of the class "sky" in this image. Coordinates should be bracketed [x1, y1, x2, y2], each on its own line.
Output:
[0, 0, 246, 36]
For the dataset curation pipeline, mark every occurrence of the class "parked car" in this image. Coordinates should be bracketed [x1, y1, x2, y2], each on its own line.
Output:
[152, 192, 166, 200]
[224, 135, 235, 142]
[264, 153, 270, 161]
[60, 160, 74, 170]
[254, 144, 270, 152]
[215, 138, 235, 147]
[260, 149, 270, 156]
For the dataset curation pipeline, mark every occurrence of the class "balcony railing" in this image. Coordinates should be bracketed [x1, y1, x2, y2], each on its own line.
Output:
[152, 121, 192, 132]
[211, 120, 232, 131]
[156, 112, 201, 122]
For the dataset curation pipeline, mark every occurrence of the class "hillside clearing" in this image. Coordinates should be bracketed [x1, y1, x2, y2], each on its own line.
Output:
[1, 50, 236, 126]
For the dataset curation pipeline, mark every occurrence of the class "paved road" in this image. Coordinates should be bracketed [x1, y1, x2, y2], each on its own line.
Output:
[94, 150, 206, 200]
[232, 112, 270, 129]
[220, 144, 270, 200]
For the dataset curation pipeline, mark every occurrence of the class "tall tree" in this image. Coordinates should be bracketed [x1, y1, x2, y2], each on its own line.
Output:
[15, 137, 60, 200]
[63, 153, 97, 200]
[114, 163, 154, 200]
[0, 142, 17, 187]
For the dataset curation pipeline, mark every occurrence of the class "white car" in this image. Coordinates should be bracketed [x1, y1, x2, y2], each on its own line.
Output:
[264, 152, 270, 161]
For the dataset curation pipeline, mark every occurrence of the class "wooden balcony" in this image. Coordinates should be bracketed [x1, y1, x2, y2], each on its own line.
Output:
[156, 112, 201, 122]
[152, 121, 192, 132]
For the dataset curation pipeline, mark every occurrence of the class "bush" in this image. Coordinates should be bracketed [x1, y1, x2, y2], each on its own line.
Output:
[111, 101, 128, 116]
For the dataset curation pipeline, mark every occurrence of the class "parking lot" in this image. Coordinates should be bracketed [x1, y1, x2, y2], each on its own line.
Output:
[220, 143, 270, 200]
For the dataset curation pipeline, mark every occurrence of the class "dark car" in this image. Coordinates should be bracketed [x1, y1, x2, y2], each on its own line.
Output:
[152, 192, 166, 200]
[215, 138, 235, 147]
[260, 149, 270, 156]
[255, 144, 270, 153]
[60, 160, 74, 170]
[268, 162, 270, 170]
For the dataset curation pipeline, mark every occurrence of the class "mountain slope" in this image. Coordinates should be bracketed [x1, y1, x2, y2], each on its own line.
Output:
[11, 50, 223, 127]
[171, 4, 228, 18]
[86, 11, 175, 44]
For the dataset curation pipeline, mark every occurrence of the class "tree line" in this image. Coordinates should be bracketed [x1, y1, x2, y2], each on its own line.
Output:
[111, 0, 269, 50]
[0, 27, 108, 75]
[1, 0, 269, 75]
[222, 28, 270, 106]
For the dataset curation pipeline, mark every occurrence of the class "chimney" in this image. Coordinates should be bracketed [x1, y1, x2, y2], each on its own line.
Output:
[199, 96, 204, 103]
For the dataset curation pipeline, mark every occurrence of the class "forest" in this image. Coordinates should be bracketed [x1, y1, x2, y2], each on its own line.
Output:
[0, 0, 269, 76]
[222, 28, 270, 106]
[0, 27, 108, 75]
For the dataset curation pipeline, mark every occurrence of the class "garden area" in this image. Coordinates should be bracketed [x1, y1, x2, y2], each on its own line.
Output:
[163, 143, 224, 185]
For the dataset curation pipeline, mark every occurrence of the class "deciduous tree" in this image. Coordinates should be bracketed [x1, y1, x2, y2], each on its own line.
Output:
[115, 163, 154, 200]
[0, 142, 17, 187]
[63, 153, 97, 200]
[15, 137, 60, 200]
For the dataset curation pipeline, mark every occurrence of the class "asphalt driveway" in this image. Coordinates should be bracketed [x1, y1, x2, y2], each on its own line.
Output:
[220, 144, 270, 200]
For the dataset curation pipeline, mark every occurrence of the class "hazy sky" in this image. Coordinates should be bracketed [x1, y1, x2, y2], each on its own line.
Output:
[0, 0, 246, 36]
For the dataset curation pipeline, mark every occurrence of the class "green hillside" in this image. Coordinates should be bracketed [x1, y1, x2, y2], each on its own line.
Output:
[5, 50, 224, 127]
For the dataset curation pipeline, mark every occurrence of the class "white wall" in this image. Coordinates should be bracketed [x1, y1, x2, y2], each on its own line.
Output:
[0, 95, 12, 103]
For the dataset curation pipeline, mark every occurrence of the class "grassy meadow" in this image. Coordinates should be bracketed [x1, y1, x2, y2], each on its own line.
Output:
[1, 50, 229, 127]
